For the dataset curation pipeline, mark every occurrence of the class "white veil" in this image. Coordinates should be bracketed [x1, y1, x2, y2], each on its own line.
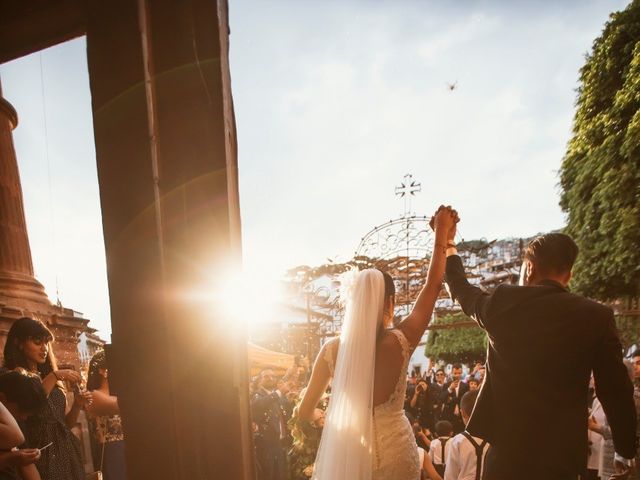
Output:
[312, 269, 385, 480]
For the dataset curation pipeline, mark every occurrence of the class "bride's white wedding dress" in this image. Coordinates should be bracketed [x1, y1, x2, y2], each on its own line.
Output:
[311, 269, 420, 480]
[371, 329, 420, 479]
[323, 329, 420, 479]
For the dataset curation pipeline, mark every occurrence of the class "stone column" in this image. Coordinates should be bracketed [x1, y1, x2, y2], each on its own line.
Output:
[0, 79, 49, 307]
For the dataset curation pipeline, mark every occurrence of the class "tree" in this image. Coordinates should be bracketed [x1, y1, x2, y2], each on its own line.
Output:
[425, 312, 487, 364]
[560, 0, 640, 300]
[616, 316, 640, 352]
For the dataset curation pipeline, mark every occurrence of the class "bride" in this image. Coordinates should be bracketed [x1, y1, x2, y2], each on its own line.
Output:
[297, 206, 458, 480]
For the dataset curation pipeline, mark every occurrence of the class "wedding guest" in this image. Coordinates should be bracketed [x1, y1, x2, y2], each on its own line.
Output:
[588, 360, 636, 480]
[413, 422, 431, 451]
[85, 351, 126, 480]
[418, 446, 443, 480]
[410, 379, 441, 430]
[434, 369, 446, 388]
[275, 378, 294, 450]
[467, 378, 480, 392]
[251, 369, 287, 480]
[444, 390, 489, 480]
[429, 420, 453, 477]
[585, 378, 603, 480]
[3, 318, 87, 480]
[0, 371, 47, 480]
[441, 364, 468, 434]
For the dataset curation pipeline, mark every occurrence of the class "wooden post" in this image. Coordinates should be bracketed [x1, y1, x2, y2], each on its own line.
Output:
[86, 0, 252, 478]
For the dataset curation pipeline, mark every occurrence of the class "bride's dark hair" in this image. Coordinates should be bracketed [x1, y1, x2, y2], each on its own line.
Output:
[378, 270, 396, 317]
[380, 271, 395, 299]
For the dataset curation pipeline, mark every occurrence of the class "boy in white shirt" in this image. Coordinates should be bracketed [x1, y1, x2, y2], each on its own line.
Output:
[444, 390, 490, 480]
[429, 420, 453, 477]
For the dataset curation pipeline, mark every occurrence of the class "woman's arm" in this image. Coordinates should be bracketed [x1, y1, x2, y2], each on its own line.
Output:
[410, 389, 419, 408]
[86, 390, 120, 417]
[65, 392, 87, 429]
[423, 452, 443, 480]
[398, 207, 457, 349]
[0, 402, 24, 449]
[297, 343, 332, 422]
[17, 463, 41, 480]
[40, 369, 80, 397]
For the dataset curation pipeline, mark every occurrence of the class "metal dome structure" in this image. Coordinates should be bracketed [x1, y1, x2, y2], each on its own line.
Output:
[355, 174, 435, 313]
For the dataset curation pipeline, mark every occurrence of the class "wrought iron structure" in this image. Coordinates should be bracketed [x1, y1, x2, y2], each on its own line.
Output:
[355, 216, 434, 311]
[354, 174, 435, 314]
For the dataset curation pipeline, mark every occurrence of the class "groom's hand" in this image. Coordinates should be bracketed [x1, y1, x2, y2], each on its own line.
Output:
[429, 206, 459, 241]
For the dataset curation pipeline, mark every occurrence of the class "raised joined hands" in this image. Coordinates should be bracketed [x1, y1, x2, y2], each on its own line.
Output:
[429, 205, 460, 241]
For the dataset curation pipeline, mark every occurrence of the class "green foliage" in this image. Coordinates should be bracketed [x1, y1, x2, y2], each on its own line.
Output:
[616, 315, 640, 351]
[425, 312, 487, 364]
[560, 0, 640, 300]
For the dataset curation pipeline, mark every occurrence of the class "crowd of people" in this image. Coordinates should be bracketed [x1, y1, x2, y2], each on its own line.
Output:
[250, 356, 490, 480]
[0, 317, 125, 480]
[251, 352, 640, 480]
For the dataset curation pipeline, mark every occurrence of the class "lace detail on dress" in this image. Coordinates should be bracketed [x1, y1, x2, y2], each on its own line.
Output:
[375, 329, 411, 413]
[390, 329, 411, 362]
[372, 329, 419, 480]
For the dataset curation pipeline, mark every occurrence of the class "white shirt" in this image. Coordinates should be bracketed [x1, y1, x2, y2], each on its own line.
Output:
[444, 432, 490, 480]
[588, 399, 605, 470]
[418, 447, 426, 470]
[429, 437, 451, 466]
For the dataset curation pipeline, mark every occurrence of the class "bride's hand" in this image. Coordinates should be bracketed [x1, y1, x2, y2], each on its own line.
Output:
[431, 205, 457, 234]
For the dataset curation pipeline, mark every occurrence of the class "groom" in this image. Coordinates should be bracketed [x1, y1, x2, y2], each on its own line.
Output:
[442, 227, 636, 479]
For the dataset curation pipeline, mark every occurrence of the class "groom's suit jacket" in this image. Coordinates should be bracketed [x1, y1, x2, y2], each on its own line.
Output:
[445, 255, 636, 474]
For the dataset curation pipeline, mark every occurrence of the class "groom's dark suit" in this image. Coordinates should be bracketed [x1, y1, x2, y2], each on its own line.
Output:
[445, 255, 636, 478]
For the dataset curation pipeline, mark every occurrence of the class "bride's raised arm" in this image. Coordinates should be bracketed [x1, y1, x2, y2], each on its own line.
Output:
[398, 206, 458, 349]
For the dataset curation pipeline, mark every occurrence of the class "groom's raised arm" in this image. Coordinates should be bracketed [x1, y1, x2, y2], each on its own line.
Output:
[444, 254, 491, 330]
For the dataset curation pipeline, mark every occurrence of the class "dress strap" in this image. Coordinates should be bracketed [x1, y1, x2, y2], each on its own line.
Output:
[390, 329, 411, 362]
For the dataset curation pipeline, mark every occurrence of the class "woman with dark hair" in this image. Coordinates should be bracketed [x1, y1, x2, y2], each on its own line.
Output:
[3, 317, 86, 480]
[298, 206, 458, 479]
[85, 351, 126, 480]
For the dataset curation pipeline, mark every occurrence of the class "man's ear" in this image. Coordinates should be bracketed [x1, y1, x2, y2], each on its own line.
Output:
[561, 270, 572, 287]
[526, 261, 535, 284]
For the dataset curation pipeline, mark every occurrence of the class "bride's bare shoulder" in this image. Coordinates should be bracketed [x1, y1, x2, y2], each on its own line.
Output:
[325, 336, 339, 346]
[319, 336, 339, 360]
[375, 330, 404, 368]
[377, 329, 403, 351]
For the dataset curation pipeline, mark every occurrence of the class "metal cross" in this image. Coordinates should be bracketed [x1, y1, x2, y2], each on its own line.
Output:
[395, 173, 422, 217]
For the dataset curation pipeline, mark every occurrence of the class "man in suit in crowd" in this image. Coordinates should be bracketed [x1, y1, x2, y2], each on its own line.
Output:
[443, 231, 636, 480]
[434, 368, 447, 388]
[441, 363, 469, 434]
[275, 377, 294, 449]
[251, 369, 288, 480]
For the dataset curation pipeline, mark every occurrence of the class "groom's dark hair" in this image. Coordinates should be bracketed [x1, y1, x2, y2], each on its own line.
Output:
[524, 233, 579, 275]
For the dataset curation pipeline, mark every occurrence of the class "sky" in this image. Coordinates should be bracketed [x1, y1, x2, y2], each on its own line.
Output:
[0, 0, 629, 338]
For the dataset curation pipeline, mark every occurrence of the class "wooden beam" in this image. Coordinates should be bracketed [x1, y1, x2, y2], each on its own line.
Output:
[0, 0, 87, 64]
[86, 0, 252, 478]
